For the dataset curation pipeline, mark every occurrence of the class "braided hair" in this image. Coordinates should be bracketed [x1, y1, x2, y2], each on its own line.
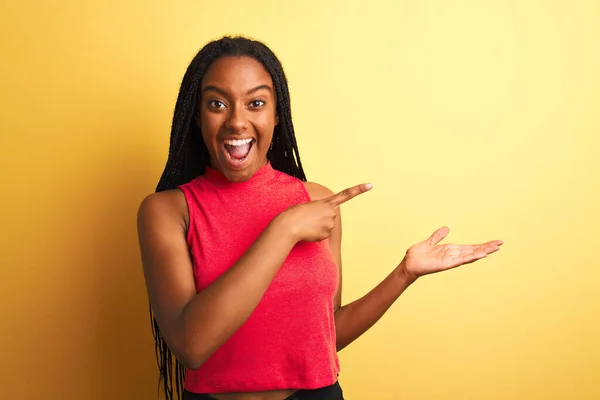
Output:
[150, 36, 307, 400]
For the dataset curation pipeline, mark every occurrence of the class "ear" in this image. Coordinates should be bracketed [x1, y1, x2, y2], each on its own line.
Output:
[275, 114, 279, 126]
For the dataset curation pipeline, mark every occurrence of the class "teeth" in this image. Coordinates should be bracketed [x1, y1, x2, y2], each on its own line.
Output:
[224, 138, 253, 146]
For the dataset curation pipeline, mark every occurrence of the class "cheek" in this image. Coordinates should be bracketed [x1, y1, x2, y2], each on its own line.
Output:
[253, 111, 277, 141]
[199, 112, 220, 144]
[255, 122, 275, 145]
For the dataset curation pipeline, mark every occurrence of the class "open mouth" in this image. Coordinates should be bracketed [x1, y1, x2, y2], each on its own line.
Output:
[223, 138, 254, 164]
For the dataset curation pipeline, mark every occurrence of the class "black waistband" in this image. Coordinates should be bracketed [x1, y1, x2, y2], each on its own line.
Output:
[183, 381, 344, 400]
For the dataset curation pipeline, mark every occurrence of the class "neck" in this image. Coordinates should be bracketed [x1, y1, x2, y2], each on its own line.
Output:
[203, 161, 276, 188]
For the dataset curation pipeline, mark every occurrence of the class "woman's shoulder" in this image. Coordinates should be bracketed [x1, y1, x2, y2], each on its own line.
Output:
[302, 181, 334, 201]
[137, 189, 189, 229]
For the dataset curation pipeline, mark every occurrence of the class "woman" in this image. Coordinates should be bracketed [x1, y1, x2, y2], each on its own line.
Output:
[137, 36, 503, 400]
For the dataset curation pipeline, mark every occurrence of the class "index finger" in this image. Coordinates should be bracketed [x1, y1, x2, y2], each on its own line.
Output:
[327, 183, 373, 208]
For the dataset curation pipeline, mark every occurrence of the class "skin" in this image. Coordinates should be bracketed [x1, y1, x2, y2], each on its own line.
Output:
[137, 56, 503, 400]
[197, 56, 277, 182]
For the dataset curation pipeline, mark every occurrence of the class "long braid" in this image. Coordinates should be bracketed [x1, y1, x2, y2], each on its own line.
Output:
[149, 36, 307, 400]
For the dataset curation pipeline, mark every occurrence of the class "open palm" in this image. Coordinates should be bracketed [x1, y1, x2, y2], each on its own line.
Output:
[402, 226, 503, 280]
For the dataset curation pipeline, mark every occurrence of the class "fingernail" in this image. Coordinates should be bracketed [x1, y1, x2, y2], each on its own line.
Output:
[365, 183, 373, 189]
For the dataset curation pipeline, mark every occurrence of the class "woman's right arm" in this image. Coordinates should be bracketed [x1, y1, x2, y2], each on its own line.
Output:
[137, 183, 369, 370]
[137, 190, 297, 370]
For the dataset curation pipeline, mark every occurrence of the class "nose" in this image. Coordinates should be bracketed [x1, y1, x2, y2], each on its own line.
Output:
[225, 104, 248, 132]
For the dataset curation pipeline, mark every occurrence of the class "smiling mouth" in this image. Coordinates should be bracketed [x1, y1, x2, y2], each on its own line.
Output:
[223, 138, 254, 162]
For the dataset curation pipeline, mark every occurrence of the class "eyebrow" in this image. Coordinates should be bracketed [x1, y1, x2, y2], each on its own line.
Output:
[201, 84, 273, 97]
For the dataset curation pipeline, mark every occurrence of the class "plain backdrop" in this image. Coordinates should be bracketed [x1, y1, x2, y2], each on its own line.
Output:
[1, 1, 599, 399]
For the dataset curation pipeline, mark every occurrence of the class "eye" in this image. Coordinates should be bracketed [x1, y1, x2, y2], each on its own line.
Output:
[249, 100, 265, 108]
[208, 100, 226, 109]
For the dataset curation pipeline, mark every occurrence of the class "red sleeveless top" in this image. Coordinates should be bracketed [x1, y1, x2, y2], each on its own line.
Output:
[179, 162, 340, 394]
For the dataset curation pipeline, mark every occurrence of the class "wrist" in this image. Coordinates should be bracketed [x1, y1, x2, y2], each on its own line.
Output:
[397, 259, 418, 285]
[271, 211, 299, 245]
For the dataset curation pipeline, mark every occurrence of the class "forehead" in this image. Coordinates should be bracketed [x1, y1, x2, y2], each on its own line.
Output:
[201, 56, 273, 94]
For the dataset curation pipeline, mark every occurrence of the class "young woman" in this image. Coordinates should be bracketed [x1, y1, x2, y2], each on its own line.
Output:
[137, 36, 503, 400]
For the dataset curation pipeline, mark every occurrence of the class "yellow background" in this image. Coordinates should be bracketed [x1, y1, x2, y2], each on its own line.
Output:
[1, 1, 599, 399]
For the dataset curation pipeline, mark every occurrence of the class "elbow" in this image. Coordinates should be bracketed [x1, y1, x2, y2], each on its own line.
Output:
[176, 346, 205, 370]
[176, 340, 210, 370]
[165, 320, 209, 370]
[181, 356, 203, 371]
[170, 317, 222, 370]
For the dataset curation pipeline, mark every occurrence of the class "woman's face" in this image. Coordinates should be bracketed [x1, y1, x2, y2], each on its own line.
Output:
[197, 56, 278, 182]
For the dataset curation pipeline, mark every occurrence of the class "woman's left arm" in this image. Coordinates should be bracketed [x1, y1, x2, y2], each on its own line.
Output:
[304, 182, 503, 352]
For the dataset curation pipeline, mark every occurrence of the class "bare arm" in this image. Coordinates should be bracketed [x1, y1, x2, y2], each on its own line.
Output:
[137, 190, 295, 369]
[304, 182, 502, 352]
[333, 264, 415, 351]
[333, 231, 501, 351]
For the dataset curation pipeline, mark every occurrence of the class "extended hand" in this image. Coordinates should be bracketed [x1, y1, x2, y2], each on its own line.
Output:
[401, 226, 503, 281]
